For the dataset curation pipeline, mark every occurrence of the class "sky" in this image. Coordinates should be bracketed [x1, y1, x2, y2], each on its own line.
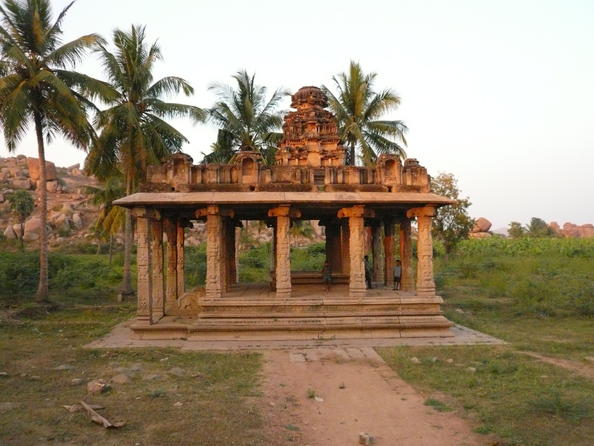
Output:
[1, 0, 593, 229]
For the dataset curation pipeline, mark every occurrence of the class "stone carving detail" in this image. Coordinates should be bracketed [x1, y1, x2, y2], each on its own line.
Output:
[269, 205, 298, 298]
[164, 217, 177, 312]
[399, 218, 414, 292]
[136, 216, 152, 322]
[384, 220, 394, 287]
[176, 220, 185, 298]
[338, 206, 367, 298]
[372, 224, 384, 283]
[407, 207, 436, 295]
[275, 86, 346, 167]
[151, 219, 164, 320]
[205, 206, 222, 299]
[275, 214, 291, 297]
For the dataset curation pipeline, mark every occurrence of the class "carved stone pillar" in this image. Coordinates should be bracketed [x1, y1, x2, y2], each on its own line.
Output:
[338, 205, 374, 298]
[324, 222, 341, 276]
[135, 211, 151, 323]
[268, 205, 301, 298]
[384, 219, 394, 288]
[176, 219, 185, 298]
[219, 217, 228, 293]
[150, 218, 164, 320]
[399, 217, 414, 291]
[202, 205, 223, 299]
[227, 221, 237, 286]
[372, 223, 384, 284]
[164, 217, 177, 312]
[340, 219, 350, 274]
[407, 207, 436, 296]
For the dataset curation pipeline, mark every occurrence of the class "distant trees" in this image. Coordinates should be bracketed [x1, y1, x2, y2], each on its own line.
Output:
[7, 190, 34, 251]
[507, 222, 526, 239]
[508, 218, 555, 238]
[85, 25, 204, 296]
[0, 0, 109, 300]
[206, 70, 286, 165]
[430, 173, 473, 254]
[323, 61, 407, 166]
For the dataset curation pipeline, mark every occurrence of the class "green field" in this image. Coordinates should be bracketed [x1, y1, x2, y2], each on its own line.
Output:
[381, 237, 594, 446]
[1, 237, 592, 445]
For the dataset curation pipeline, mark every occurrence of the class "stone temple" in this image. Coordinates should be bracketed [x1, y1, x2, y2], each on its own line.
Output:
[114, 86, 455, 340]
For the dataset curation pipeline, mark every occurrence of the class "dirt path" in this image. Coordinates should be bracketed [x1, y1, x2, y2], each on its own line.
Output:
[520, 351, 594, 380]
[261, 347, 489, 446]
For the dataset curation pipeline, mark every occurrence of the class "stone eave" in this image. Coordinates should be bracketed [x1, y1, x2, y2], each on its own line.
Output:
[114, 191, 455, 208]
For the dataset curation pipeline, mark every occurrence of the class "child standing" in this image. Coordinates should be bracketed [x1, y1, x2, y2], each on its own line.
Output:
[393, 260, 402, 290]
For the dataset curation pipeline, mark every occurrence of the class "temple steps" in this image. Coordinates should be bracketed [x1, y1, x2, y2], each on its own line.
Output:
[131, 314, 454, 340]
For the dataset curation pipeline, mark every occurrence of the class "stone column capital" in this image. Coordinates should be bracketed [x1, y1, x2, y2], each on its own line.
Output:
[337, 205, 375, 219]
[406, 206, 436, 219]
[131, 207, 161, 220]
[268, 205, 301, 218]
[195, 205, 233, 218]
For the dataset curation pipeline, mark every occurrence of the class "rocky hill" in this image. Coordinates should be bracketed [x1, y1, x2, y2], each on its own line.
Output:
[549, 221, 594, 238]
[0, 155, 101, 246]
[1, 155, 324, 249]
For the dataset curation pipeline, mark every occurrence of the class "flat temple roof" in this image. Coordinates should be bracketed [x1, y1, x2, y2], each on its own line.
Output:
[114, 191, 455, 208]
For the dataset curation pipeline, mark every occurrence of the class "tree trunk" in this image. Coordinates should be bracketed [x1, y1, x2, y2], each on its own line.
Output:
[19, 220, 24, 252]
[108, 233, 113, 265]
[33, 112, 49, 302]
[121, 176, 134, 298]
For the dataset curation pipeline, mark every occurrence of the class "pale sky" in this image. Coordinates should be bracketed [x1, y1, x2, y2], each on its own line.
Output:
[2, 0, 593, 229]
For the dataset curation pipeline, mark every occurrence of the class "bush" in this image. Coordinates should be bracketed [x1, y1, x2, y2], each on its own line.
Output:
[0, 252, 123, 301]
[185, 244, 206, 287]
[436, 238, 594, 318]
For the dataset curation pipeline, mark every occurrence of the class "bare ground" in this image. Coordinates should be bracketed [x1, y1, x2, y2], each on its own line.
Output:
[260, 347, 491, 446]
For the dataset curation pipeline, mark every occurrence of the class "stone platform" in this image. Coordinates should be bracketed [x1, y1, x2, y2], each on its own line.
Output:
[130, 284, 454, 341]
[88, 322, 503, 351]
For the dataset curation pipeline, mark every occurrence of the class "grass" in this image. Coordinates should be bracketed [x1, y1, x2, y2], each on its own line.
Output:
[379, 345, 594, 446]
[435, 239, 594, 361]
[0, 307, 265, 446]
[379, 237, 594, 446]
[424, 398, 452, 412]
[0, 251, 267, 446]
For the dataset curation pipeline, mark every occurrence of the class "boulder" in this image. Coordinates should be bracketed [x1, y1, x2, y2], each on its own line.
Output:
[46, 180, 59, 193]
[72, 212, 83, 229]
[52, 213, 73, 232]
[23, 216, 43, 241]
[11, 178, 31, 190]
[27, 157, 57, 181]
[4, 225, 16, 239]
[61, 203, 74, 215]
[12, 224, 23, 238]
[472, 217, 492, 233]
[469, 232, 492, 239]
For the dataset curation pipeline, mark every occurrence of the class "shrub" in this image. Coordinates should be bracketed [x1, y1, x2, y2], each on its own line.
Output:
[0, 252, 122, 301]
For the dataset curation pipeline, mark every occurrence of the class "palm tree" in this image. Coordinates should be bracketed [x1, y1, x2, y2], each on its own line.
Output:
[85, 25, 205, 297]
[0, 0, 112, 300]
[323, 61, 408, 166]
[85, 175, 125, 264]
[207, 70, 286, 164]
[201, 129, 235, 164]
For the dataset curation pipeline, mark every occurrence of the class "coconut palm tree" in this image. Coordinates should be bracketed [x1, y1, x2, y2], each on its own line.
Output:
[201, 129, 235, 164]
[0, 0, 112, 300]
[85, 175, 125, 263]
[323, 61, 408, 166]
[85, 25, 205, 297]
[207, 70, 286, 164]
